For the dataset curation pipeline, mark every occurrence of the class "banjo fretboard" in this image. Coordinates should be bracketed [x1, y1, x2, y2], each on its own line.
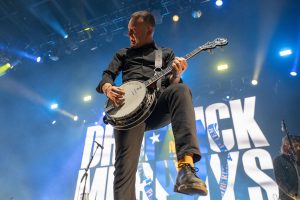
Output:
[144, 37, 228, 87]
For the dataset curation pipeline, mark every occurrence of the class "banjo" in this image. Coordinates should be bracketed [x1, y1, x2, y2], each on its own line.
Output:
[103, 38, 228, 130]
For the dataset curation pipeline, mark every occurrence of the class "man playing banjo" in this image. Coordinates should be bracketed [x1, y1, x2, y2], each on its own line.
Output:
[96, 10, 208, 199]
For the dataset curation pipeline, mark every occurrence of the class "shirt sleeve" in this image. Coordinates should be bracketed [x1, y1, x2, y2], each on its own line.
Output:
[96, 49, 124, 93]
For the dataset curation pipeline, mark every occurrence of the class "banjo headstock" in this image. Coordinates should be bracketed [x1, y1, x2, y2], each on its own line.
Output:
[201, 38, 228, 51]
[184, 37, 228, 60]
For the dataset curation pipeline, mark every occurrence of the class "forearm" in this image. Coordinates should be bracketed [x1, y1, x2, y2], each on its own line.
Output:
[96, 50, 124, 93]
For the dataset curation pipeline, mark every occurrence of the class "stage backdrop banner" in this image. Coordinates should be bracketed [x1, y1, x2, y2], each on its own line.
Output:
[74, 96, 279, 200]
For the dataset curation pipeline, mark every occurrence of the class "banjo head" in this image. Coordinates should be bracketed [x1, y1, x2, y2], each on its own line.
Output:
[107, 81, 147, 119]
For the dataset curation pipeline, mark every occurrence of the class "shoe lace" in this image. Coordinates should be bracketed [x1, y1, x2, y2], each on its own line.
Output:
[179, 163, 199, 174]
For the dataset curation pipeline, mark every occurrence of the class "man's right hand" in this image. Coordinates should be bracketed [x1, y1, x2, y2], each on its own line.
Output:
[102, 83, 125, 106]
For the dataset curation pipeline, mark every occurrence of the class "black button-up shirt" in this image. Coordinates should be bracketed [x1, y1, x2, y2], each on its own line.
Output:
[96, 42, 175, 93]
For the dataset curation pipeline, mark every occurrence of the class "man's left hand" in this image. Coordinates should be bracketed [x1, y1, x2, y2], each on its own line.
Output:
[172, 57, 187, 78]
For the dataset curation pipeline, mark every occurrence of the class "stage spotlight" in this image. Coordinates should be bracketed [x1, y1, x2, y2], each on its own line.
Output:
[172, 15, 179, 22]
[279, 49, 292, 57]
[83, 95, 92, 102]
[217, 64, 228, 71]
[52, 120, 56, 125]
[73, 115, 79, 121]
[50, 103, 58, 110]
[216, 0, 223, 7]
[0, 63, 11, 76]
[251, 79, 258, 85]
[290, 71, 297, 76]
[64, 34, 69, 39]
[36, 56, 42, 63]
[84, 27, 93, 31]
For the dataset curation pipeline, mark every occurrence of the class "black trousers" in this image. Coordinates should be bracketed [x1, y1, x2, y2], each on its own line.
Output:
[113, 83, 201, 200]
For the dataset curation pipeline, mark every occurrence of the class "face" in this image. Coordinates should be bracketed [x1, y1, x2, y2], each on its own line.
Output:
[285, 141, 300, 158]
[294, 142, 300, 156]
[128, 17, 152, 48]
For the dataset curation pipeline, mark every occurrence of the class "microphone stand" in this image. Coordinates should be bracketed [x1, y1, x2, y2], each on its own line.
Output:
[80, 142, 103, 200]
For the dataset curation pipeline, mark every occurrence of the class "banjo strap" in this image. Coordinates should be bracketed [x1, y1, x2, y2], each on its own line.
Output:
[154, 48, 163, 91]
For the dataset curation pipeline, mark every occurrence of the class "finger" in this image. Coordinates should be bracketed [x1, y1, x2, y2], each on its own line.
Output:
[116, 96, 125, 101]
[182, 60, 187, 69]
[116, 87, 125, 92]
[172, 65, 179, 74]
[116, 98, 125, 105]
[114, 98, 125, 107]
[173, 66, 181, 75]
[172, 60, 180, 69]
[173, 59, 180, 65]
[110, 91, 124, 99]
[178, 57, 186, 61]
[177, 59, 187, 71]
[180, 58, 187, 65]
[181, 63, 186, 71]
[112, 87, 125, 95]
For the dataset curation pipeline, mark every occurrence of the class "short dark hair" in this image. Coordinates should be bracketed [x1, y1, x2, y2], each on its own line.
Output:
[131, 11, 156, 27]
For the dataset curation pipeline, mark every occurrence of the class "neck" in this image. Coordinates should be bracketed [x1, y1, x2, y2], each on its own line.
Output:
[140, 38, 154, 47]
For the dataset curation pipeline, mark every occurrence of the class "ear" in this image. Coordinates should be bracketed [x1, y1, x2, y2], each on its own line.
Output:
[283, 143, 291, 154]
[147, 26, 154, 35]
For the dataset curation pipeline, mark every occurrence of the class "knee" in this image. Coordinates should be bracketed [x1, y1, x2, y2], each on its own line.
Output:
[169, 83, 192, 96]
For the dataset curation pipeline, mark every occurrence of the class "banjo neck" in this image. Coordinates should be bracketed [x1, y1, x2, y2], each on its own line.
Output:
[144, 37, 228, 87]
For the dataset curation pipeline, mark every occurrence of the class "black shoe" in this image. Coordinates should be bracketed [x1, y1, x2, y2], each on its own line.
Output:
[174, 163, 208, 196]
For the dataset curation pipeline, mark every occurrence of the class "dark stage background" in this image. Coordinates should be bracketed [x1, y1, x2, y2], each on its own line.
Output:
[0, 0, 299, 199]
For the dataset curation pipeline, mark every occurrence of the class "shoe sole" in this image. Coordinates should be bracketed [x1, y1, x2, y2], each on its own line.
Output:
[174, 183, 208, 196]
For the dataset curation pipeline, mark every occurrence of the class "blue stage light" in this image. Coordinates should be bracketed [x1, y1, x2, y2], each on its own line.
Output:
[216, 0, 223, 7]
[73, 115, 79, 121]
[36, 56, 42, 63]
[50, 103, 58, 110]
[290, 71, 297, 76]
[251, 80, 258, 85]
[279, 49, 292, 56]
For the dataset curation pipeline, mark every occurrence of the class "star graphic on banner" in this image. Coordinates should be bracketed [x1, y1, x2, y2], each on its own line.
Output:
[150, 132, 160, 144]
